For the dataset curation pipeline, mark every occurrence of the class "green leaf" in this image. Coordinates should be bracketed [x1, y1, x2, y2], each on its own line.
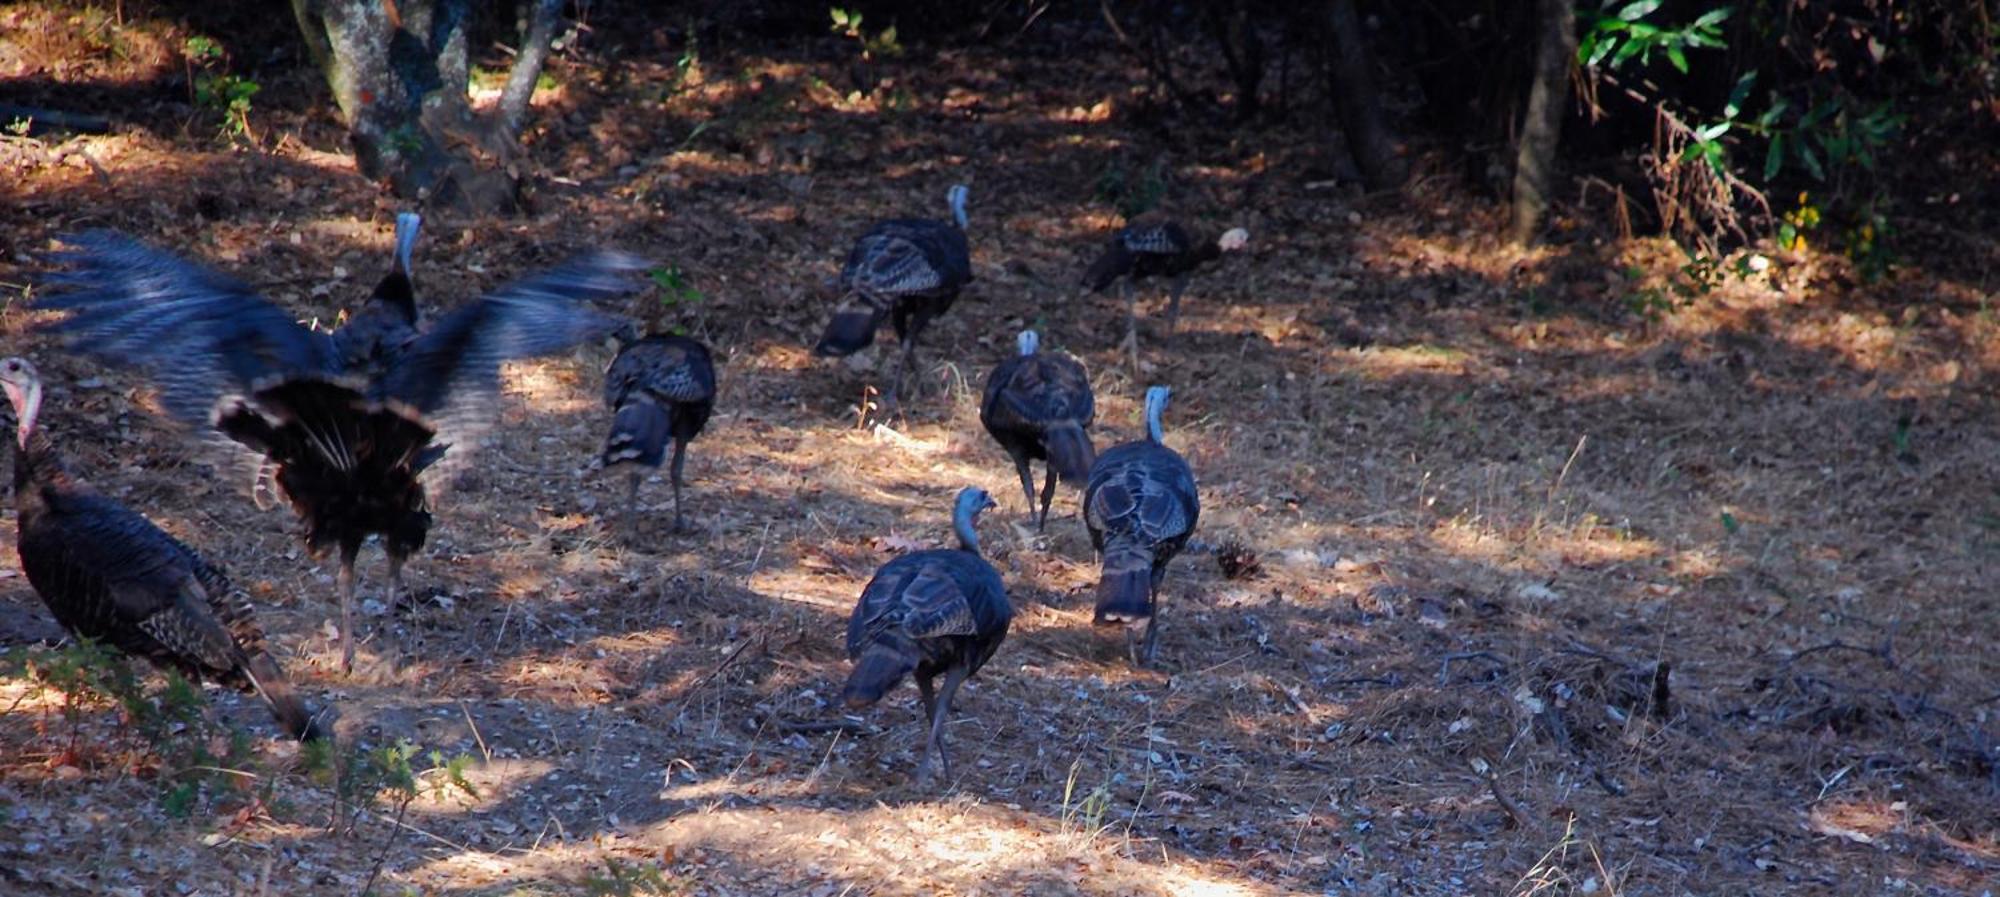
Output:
[1798, 100, 1836, 129]
[1757, 95, 1790, 127]
[1694, 120, 1731, 141]
[1703, 141, 1727, 175]
[1795, 139, 1824, 180]
[1585, 35, 1619, 67]
[1725, 71, 1756, 119]
[1690, 6, 1734, 28]
[1617, 0, 1661, 22]
[1666, 45, 1688, 73]
[1611, 38, 1646, 67]
[1763, 135, 1784, 181]
[1720, 511, 1739, 535]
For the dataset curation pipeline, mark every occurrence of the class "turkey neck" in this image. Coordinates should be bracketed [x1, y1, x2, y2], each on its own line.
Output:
[954, 507, 983, 555]
[1190, 237, 1224, 266]
[7, 377, 73, 495]
[12, 428, 76, 501]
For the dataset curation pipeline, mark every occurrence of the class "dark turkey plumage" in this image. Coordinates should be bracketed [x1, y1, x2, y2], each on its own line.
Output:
[843, 487, 1011, 785]
[980, 330, 1096, 530]
[330, 211, 422, 376]
[601, 332, 716, 533]
[1080, 215, 1249, 366]
[34, 221, 646, 671]
[1085, 386, 1200, 666]
[814, 184, 973, 409]
[2, 357, 327, 741]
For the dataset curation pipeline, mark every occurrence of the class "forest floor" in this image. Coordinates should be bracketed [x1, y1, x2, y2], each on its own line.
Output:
[1, 5, 1997, 896]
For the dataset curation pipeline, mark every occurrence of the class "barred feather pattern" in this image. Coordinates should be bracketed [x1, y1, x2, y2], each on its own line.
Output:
[1080, 216, 1227, 293]
[841, 548, 1011, 707]
[11, 430, 324, 740]
[815, 213, 972, 358]
[1084, 439, 1200, 624]
[601, 334, 716, 469]
[981, 347, 1097, 482]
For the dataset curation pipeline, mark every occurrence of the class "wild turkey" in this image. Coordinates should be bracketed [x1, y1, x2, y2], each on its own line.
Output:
[330, 211, 422, 376]
[1, 356, 328, 741]
[1085, 385, 1199, 666]
[1080, 215, 1250, 366]
[35, 225, 645, 672]
[979, 329, 1096, 530]
[813, 184, 973, 409]
[600, 332, 716, 533]
[842, 486, 1012, 784]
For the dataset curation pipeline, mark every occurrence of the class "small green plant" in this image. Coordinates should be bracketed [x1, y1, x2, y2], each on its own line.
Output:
[185, 35, 258, 142]
[306, 737, 479, 836]
[585, 858, 680, 896]
[829, 7, 903, 60]
[663, 19, 701, 99]
[1579, 1, 1730, 76]
[1675, 249, 1724, 299]
[385, 123, 427, 157]
[1624, 285, 1675, 323]
[12, 642, 260, 822]
[1057, 760, 1117, 841]
[649, 265, 705, 334]
[1095, 158, 1167, 218]
[1844, 208, 1895, 281]
[1778, 193, 1820, 251]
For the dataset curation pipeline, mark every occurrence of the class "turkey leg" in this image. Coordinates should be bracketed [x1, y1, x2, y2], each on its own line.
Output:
[336, 544, 360, 673]
[1037, 463, 1060, 531]
[917, 665, 970, 786]
[669, 436, 690, 533]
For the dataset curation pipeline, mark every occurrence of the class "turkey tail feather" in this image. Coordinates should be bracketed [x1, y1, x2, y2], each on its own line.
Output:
[1044, 423, 1095, 483]
[602, 399, 670, 469]
[1092, 541, 1154, 625]
[242, 652, 328, 742]
[814, 297, 888, 357]
[841, 637, 917, 708]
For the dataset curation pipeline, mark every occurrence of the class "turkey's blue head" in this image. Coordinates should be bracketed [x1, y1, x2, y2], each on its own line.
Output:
[953, 486, 997, 553]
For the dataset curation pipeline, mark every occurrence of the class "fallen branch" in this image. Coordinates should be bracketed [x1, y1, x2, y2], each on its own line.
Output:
[1783, 639, 1895, 668]
[661, 632, 764, 713]
[0, 105, 111, 135]
[1540, 697, 1626, 797]
[1439, 651, 1509, 685]
[1475, 757, 1532, 830]
[754, 717, 871, 736]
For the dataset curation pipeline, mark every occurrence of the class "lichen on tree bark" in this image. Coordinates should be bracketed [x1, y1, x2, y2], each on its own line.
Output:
[290, 0, 562, 213]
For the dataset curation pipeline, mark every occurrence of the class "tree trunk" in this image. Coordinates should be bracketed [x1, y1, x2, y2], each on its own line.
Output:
[1510, 0, 1576, 245]
[290, 0, 564, 214]
[495, 0, 563, 142]
[1207, 2, 1264, 123]
[1323, 0, 1403, 192]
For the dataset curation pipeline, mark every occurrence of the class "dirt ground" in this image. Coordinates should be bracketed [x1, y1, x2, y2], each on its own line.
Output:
[1, 5, 1996, 896]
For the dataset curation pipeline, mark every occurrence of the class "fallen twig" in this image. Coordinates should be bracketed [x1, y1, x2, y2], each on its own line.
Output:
[1439, 650, 1509, 685]
[1783, 640, 1895, 669]
[1475, 757, 1531, 830]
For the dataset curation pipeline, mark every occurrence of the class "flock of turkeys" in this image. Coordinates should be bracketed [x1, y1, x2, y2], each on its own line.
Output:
[4, 187, 1247, 783]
